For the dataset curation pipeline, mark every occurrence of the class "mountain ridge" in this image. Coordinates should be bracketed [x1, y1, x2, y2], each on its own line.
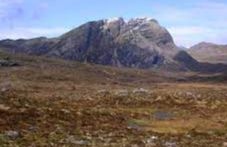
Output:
[0, 17, 226, 72]
[188, 42, 227, 64]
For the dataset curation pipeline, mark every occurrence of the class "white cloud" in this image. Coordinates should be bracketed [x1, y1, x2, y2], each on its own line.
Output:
[168, 26, 227, 47]
[153, 1, 227, 24]
[0, 27, 70, 40]
[151, 0, 227, 47]
[0, 0, 227, 47]
[168, 27, 208, 36]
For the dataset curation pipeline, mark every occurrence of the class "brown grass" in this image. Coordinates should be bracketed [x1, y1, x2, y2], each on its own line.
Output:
[0, 52, 227, 146]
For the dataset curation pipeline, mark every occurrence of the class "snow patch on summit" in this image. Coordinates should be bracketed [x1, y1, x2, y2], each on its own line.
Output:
[104, 17, 157, 25]
[128, 17, 158, 24]
[136, 17, 154, 21]
[106, 17, 124, 24]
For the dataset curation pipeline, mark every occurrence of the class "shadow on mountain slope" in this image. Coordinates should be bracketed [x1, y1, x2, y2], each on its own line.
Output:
[174, 51, 227, 73]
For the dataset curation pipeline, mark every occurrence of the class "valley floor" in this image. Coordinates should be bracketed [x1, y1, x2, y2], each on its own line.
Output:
[0, 54, 227, 147]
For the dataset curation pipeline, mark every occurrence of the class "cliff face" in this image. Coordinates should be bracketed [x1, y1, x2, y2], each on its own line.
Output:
[44, 17, 181, 69]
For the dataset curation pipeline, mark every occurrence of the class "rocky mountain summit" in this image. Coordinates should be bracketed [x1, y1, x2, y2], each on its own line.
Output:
[188, 42, 227, 64]
[0, 17, 226, 72]
[48, 17, 183, 69]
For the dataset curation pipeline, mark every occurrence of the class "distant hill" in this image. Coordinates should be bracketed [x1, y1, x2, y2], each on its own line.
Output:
[188, 42, 227, 64]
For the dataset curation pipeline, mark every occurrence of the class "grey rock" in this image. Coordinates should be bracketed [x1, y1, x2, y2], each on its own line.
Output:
[97, 89, 110, 95]
[164, 141, 177, 147]
[28, 126, 38, 132]
[65, 135, 89, 145]
[0, 59, 19, 67]
[114, 89, 129, 97]
[153, 111, 174, 120]
[5, 131, 20, 139]
[133, 88, 149, 94]
[145, 136, 158, 146]
[127, 124, 141, 131]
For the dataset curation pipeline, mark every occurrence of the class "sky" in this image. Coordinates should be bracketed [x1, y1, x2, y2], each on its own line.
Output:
[0, 0, 227, 47]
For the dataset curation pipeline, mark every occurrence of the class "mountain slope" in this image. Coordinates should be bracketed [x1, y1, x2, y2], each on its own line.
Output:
[0, 18, 226, 72]
[188, 42, 227, 64]
[0, 17, 197, 71]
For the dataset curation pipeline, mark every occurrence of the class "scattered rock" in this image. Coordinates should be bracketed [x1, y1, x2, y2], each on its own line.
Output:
[164, 141, 177, 147]
[97, 89, 110, 95]
[223, 142, 227, 147]
[5, 131, 20, 139]
[185, 134, 191, 138]
[61, 109, 71, 114]
[0, 104, 10, 111]
[145, 136, 158, 146]
[127, 123, 141, 131]
[65, 136, 89, 145]
[185, 92, 194, 97]
[114, 89, 129, 97]
[0, 59, 19, 67]
[28, 126, 38, 132]
[150, 136, 158, 140]
[133, 88, 149, 94]
[153, 111, 174, 120]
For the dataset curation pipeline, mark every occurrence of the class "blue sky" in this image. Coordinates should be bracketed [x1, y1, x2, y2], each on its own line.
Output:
[0, 0, 227, 47]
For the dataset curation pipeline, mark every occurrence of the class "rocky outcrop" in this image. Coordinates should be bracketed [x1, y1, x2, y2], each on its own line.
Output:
[0, 59, 19, 67]
[44, 17, 180, 69]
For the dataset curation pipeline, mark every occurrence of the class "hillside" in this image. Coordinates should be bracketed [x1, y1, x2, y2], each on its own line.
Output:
[0, 17, 198, 71]
[0, 51, 227, 146]
[188, 42, 227, 64]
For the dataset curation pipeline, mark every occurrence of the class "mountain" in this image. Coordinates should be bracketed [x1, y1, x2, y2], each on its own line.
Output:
[49, 17, 182, 69]
[0, 37, 58, 55]
[0, 17, 226, 72]
[188, 42, 227, 64]
[0, 17, 196, 71]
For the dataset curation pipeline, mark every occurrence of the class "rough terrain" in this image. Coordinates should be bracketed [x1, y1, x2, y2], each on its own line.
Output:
[0, 51, 227, 146]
